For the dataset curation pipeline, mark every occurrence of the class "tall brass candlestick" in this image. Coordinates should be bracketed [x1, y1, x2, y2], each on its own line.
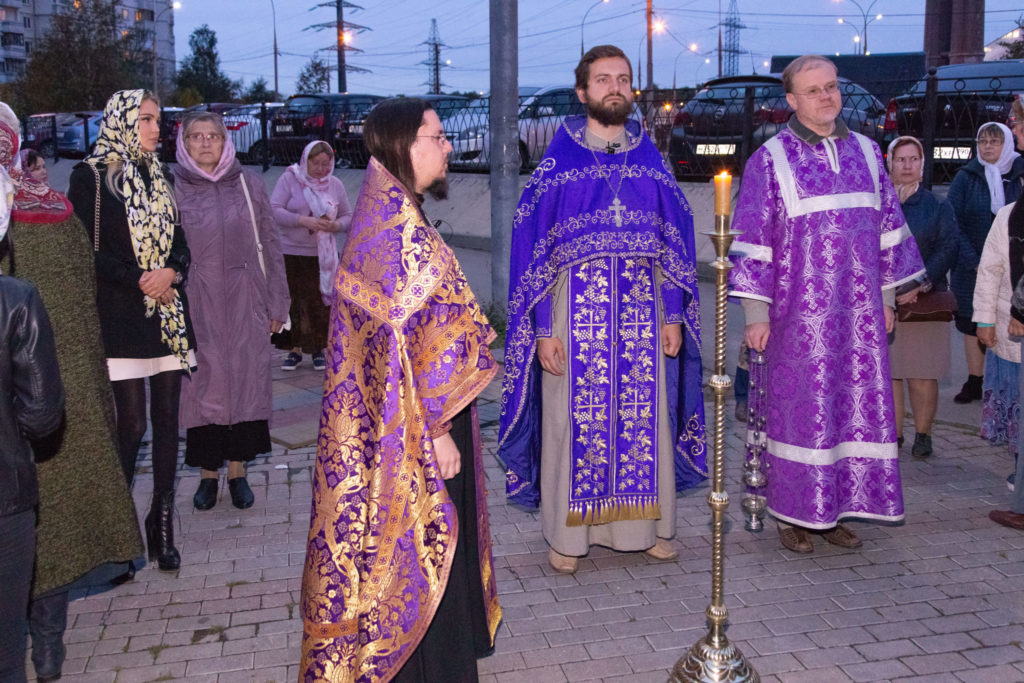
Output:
[670, 172, 758, 683]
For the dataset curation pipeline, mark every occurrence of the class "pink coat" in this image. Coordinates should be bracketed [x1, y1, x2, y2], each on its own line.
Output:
[270, 171, 351, 257]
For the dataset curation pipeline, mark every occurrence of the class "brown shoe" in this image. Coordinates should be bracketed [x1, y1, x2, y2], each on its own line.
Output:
[548, 548, 578, 574]
[778, 525, 813, 553]
[822, 523, 863, 548]
[645, 538, 679, 561]
[989, 509, 1024, 530]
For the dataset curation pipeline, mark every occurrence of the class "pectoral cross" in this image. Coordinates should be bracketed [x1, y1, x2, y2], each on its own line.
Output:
[608, 197, 626, 227]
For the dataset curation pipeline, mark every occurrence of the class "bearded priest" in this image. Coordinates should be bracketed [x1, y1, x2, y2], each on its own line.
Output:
[499, 44, 707, 575]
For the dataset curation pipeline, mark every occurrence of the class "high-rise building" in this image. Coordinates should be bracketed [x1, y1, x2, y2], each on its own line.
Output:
[0, 0, 176, 86]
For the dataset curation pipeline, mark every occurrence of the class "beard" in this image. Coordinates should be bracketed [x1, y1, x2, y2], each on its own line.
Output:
[424, 176, 448, 201]
[584, 94, 633, 127]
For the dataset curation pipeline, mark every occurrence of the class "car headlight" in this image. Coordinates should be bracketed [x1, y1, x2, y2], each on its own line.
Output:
[460, 126, 488, 141]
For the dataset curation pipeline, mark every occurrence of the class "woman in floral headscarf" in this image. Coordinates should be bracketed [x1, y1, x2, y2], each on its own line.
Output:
[67, 89, 196, 573]
[0, 102, 142, 683]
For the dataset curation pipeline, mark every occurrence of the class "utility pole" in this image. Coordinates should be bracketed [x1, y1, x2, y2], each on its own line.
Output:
[645, 0, 653, 89]
[269, 0, 279, 97]
[305, 1, 369, 93]
[717, 0, 722, 78]
[421, 19, 446, 94]
[489, 0, 517, 313]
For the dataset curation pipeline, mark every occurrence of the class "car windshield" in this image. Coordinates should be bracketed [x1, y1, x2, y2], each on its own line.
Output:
[692, 82, 785, 105]
[908, 63, 1024, 95]
[286, 96, 325, 110]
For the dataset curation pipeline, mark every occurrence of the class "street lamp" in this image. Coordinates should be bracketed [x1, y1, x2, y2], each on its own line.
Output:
[269, 0, 279, 98]
[835, 0, 882, 55]
[580, 0, 610, 57]
[695, 57, 710, 87]
[152, 1, 181, 98]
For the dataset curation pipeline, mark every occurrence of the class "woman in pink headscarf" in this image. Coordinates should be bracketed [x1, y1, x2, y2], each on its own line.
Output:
[270, 140, 351, 371]
[173, 110, 290, 512]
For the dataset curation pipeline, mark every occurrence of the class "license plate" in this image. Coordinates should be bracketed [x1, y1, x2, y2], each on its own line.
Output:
[275, 125, 292, 134]
[348, 125, 363, 134]
[933, 146, 971, 160]
[696, 144, 735, 155]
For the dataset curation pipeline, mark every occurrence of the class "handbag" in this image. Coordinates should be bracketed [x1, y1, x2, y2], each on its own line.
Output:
[897, 289, 957, 323]
[240, 174, 291, 332]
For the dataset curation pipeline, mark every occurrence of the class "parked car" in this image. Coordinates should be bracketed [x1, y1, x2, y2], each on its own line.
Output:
[418, 93, 469, 122]
[448, 86, 583, 171]
[269, 93, 384, 167]
[884, 59, 1024, 182]
[23, 113, 73, 158]
[57, 111, 102, 157]
[222, 103, 284, 163]
[668, 74, 887, 180]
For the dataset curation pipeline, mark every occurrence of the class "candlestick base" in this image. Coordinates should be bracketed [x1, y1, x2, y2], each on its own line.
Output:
[668, 635, 759, 683]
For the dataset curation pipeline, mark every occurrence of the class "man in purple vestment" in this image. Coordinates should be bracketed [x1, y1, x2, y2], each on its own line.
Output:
[499, 46, 707, 575]
[729, 55, 925, 553]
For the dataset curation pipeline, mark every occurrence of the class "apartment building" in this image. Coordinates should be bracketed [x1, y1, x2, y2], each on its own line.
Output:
[0, 0, 176, 85]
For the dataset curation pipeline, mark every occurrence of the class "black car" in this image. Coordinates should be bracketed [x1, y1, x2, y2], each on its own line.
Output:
[884, 59, 1024, 182]
[668, 74, 886, 180]
[269, 93, 384, 167]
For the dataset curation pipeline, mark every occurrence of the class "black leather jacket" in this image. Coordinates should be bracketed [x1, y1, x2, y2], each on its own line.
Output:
[0, 274, 65, 517]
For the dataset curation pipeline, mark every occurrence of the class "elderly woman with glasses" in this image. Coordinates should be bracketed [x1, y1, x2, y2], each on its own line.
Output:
[948, 122, 1024, 404]
[172, 111, 290, 511]
[270, 140, 352, 371]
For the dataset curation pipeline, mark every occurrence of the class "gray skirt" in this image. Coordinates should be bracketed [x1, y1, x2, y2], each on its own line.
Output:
[890, 318, 951, 380]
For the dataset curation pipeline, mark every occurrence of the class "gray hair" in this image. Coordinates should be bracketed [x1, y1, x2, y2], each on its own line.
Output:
[180, 110, 227, 140]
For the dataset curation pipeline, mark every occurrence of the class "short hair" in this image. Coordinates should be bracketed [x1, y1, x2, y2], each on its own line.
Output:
[180, 110, 227, 141]
[363, 97, 433, 195]
[575, 45, 633, 91]
[977, 122, 1004, 143]
[782, 55, 838, 93]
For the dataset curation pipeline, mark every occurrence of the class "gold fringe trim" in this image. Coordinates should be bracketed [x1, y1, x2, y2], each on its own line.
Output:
[565, 497, 661, 527]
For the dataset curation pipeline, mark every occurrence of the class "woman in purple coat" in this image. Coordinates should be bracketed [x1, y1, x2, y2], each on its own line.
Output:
[173, 112, 290, 511]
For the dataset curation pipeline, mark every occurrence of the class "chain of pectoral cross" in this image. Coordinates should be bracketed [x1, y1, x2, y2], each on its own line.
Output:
[589, 144, 630, 228]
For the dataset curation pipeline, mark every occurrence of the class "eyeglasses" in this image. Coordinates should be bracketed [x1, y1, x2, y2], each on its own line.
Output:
[185, 133, 225, 144]
[417, 133, 448, 145]
[793, 82, 840, 99]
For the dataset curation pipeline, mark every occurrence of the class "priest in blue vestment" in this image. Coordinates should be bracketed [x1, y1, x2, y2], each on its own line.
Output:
[498, 45, 707, 574]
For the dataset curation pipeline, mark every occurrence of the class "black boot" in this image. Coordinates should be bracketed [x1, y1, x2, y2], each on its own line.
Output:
[29, 589, 68, 682]
[145, 491, 181, 571]
[953, 374, 983, 404]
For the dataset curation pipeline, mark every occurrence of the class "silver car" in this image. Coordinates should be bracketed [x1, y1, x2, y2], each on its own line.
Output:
[222, 103, 283, 163]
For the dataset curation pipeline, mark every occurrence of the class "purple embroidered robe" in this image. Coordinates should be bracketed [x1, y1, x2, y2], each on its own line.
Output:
[499, 116, 707, 524]
[300, 159, 501, 682]
[729, 127, 924, 528]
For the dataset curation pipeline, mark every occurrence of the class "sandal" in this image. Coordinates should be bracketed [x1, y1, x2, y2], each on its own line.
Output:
[645, 538, 679, 561]
[822, 523, 862, 548]
[778, 525, 813, 553]
[548, 548, 578, 574]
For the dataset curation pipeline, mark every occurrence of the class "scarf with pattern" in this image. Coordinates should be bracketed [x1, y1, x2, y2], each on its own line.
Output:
[85, 89, 190, 371]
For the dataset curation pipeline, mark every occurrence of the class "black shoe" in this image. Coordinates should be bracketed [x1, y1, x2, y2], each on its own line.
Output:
[228, 477, 254, 509]
[193, 478, 218, 510]
[145, 492, 181, 571]
[897, 436, 904, 448]
[109, 559, 135, 586]
[954, 375, 983, 404]
[911, 433, 933, 458]
[30, 590, 67, 682]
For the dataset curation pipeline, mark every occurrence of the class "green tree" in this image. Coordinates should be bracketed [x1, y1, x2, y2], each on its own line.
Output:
[296, 57, 331, 94]
[242, 77, 279, 104]
[998, 16, 1024, 59]
[15, 0, 141, 112]
[175, 25, 240, 102]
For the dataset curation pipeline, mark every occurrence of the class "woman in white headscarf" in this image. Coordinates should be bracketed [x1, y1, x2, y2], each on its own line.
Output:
[947, 122, 1024, 405]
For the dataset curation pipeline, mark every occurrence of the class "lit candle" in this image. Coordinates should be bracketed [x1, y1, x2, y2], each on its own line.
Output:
[714, 171, 732, 216]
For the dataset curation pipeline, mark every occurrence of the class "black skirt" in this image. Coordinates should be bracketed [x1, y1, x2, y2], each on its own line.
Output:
[184, 420, 271, 469]
[272, 254, 330, 353]
[392, 403, 493, 683]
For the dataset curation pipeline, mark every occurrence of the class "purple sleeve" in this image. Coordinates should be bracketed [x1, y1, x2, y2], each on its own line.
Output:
[333, 177, 353, 233]
[247, 170, 292, 321]
[660, 281, 684, 324]
[728, 148, 778, 303]
[534, 293, 553, 338]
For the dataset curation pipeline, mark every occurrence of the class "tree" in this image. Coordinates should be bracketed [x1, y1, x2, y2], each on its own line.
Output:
[15, 0, 143, 112]
[998, 15, 1024, 59]
[242, 77, 279, 104]
[175, 25, 240, 102]
[296, 57, 331, 94]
